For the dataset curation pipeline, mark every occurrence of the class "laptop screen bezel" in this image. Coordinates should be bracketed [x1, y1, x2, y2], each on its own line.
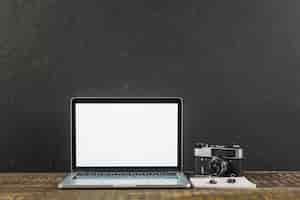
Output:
[71, 97, 183, 172]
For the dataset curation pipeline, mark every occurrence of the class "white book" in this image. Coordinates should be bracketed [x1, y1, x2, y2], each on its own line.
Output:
[190, 176, 256, 189]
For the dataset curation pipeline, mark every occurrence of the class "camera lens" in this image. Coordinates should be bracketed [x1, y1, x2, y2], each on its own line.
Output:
[208, 156, 229, 177]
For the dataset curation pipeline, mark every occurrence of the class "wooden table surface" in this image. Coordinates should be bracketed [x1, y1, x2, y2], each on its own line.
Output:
[1, 172, 300, 200]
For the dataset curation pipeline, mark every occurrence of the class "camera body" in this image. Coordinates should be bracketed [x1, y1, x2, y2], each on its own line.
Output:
[194, 143, 243, 177]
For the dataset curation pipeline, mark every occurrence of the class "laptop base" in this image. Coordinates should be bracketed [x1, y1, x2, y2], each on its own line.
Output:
[58, 172, 191, 189]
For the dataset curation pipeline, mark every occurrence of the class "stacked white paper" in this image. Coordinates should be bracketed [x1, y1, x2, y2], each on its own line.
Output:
[190, 176, 256, 189]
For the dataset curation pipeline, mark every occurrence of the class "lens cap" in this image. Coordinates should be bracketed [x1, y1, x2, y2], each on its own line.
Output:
[227, 178, 236, 184]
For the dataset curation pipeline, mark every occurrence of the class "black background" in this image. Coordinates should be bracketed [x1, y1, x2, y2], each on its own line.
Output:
[0, 0, 299, 171]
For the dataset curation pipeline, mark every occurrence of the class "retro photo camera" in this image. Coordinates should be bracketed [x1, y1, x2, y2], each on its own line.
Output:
[194, 143, 243, 177]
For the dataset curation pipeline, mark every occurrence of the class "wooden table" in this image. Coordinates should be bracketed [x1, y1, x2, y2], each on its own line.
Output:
[1, 172, 300, 199]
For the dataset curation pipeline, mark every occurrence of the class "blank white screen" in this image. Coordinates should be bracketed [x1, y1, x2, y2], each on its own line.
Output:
[76, 103, 178, 167]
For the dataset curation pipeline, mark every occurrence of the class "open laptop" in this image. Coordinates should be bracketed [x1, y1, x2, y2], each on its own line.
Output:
[58, 97, 190, 188]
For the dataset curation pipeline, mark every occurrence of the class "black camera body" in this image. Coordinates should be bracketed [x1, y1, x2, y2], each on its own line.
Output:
[194, 143, 243, 177]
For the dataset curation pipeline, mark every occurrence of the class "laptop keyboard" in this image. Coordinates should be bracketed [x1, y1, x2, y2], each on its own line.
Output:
[77, 171, 176, 177]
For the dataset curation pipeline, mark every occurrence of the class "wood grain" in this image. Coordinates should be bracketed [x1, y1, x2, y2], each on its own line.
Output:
[1, 172, 300, 200]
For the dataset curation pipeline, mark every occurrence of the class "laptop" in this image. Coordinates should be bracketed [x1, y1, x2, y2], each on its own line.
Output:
[58, 97, 190, 188]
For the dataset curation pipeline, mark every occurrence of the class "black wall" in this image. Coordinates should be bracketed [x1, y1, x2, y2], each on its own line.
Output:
[0, 0, 299, 171]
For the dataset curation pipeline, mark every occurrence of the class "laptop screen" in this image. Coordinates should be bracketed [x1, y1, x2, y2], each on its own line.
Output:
[74, 102, 179, 168]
